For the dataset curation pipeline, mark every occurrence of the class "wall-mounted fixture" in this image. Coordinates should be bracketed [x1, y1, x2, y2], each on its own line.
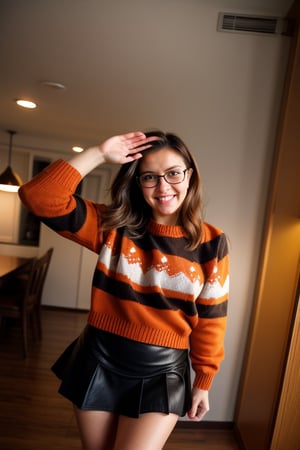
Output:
[217, 12, 289, 35]
[0, 130, 23, 192]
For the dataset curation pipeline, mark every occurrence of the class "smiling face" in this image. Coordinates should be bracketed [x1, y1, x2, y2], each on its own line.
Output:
[138, 147, 192, 225]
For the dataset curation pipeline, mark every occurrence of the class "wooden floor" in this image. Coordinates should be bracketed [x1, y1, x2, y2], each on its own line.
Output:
[0, 308, 240, 450]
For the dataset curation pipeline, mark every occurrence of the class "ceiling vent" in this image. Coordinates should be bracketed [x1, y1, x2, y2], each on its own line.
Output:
[218, 13, 288, 35]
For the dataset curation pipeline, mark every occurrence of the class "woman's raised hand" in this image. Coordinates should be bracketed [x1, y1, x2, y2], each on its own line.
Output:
[68, 131, 157, 177]
[98, 132, 156, 165]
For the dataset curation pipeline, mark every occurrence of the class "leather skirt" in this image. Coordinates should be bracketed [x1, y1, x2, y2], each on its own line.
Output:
[52, 325, 192, 418]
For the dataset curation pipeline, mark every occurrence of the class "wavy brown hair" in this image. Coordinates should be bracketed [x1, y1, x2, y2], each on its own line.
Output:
[101, 130, 204, 250]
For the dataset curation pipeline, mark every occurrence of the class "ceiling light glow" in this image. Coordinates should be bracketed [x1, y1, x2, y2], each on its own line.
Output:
[72, 146, 84, 153]
[16, 99, 37, 109]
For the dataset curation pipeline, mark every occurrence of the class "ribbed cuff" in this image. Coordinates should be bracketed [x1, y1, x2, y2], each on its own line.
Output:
[193, 372, 215, 391]
[41, 159, 82, 191]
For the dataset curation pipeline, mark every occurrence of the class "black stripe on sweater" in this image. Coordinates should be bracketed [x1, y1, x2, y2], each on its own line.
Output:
[93, 269, 226, 319]
[40, 195, 87, 233]
[197, 301, 228, 318]
[93, 269, 197, 315]
[121, 229, 228, 264]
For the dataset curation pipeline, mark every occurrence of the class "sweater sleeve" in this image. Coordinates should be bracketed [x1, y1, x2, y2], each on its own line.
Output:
[18, 159, 104, 253]
[189, 232, 229, 390]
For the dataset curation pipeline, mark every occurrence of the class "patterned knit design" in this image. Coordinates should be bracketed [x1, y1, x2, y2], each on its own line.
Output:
[19, 160, 229, 390]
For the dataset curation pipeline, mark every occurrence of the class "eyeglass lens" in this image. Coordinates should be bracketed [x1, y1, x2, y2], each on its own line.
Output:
[139, 169, 187, 187]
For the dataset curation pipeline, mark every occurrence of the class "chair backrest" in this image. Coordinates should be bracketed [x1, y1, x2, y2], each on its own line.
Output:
[25, 248, 53, 309]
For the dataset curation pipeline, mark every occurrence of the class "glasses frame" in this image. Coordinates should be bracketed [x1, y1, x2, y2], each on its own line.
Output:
[137, 168, 190, 188]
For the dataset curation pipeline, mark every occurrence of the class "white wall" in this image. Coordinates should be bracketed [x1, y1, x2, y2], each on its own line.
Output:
[0, 1, 292, 422]
[173, 6, 291, 421]
[134, 1, 290, 421]
[186, 11, 290, 422]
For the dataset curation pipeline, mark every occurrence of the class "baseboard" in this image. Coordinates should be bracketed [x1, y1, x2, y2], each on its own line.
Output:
[176, 421, 234, 429]
[42, 305, 89, 313]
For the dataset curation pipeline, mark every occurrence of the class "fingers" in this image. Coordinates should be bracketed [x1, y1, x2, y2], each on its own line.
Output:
[197, 404, 209, 421]
[98, 131, 160, 165]
[187, 388, 210, 422]
[118, 134, 160, 163]
[188, 404, 209, 422]
[121, 133, 159, 153]
[121, 131, 146, 140]
[121, 133, 147, 151]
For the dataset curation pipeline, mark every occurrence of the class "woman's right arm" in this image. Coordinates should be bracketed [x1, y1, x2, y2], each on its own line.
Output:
[18, 131, 155, 252]
[18, 158, 104, 252]
[19, 131, 155, 212]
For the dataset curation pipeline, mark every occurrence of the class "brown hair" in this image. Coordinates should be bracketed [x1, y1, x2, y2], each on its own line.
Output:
[101, 130, 204, 249]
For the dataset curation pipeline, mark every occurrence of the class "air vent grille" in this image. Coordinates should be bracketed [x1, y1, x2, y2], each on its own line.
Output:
[218, 13, 286, 35]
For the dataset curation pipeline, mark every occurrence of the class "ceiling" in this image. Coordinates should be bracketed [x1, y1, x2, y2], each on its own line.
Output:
[0, 0, 293, 153]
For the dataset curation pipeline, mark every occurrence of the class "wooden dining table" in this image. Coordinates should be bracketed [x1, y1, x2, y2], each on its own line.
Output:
[0, 255, 33, 282]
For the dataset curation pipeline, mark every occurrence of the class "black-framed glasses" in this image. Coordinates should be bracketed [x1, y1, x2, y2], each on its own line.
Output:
[137, 168, 190, 188]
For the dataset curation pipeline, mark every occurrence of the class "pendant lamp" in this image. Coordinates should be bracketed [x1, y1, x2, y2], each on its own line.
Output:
[0, 130, 22, 192]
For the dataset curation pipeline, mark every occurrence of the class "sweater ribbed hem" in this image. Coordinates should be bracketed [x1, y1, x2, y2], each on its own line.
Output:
[88, 311, 189, 350]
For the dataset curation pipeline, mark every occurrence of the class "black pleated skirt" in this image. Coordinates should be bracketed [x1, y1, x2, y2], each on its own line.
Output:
[52, 325, 192, 418]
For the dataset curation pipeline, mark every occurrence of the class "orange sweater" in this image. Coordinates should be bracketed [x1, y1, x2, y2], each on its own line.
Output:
[19, 160, 229, 390]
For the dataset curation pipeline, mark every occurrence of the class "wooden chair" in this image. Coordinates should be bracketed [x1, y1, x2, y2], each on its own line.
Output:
[0, 247, 53, 357]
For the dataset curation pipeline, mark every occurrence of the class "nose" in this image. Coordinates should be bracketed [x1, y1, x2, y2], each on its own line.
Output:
[156, 175, 170, 188]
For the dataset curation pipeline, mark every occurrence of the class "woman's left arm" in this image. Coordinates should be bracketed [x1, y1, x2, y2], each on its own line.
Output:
[188, 232, 229, 419]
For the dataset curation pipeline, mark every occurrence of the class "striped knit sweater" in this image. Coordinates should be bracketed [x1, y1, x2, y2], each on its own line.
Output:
[19, 160, 229, 390]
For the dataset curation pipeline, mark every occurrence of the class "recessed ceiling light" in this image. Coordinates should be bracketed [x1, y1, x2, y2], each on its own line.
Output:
[16, 99, 37, 109]
[72, 146, 84, 153]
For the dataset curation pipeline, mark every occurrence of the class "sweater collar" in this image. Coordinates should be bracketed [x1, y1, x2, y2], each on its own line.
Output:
[147, 219, 186, 238]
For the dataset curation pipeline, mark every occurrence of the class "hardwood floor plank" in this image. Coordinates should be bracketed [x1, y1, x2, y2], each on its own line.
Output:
[0, 308, 240, 449]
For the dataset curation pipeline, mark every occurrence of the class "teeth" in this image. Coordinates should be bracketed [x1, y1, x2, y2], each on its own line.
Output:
[158, 196, 173, 202]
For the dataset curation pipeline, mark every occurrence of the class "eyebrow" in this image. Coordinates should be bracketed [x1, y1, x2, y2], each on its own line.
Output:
[139, 165, 184, 175]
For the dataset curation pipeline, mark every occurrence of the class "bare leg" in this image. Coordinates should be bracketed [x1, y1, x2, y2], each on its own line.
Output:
[73, 405, 118, 450]
[113, 412, 179, 450]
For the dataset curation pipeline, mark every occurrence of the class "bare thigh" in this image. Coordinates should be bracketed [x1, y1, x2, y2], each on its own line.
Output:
[73, 405, 118, 450]
[113, 412, 179, 450]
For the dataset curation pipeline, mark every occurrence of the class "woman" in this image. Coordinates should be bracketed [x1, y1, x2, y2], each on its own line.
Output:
[19, 130, 229, 450]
